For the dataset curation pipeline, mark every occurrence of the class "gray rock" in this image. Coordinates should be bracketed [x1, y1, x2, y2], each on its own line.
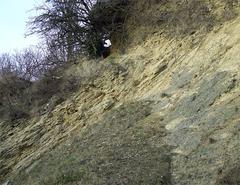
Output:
[2, 181, 10, 185]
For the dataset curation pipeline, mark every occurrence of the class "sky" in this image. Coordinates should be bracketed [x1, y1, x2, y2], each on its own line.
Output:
[0, 0, 42, 53]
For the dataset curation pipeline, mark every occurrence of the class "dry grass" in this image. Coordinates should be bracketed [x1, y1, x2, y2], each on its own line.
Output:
[126, 0, 240, 45]
[11, 101, 172, 185]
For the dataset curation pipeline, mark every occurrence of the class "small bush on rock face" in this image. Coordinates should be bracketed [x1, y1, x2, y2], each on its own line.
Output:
[0, 71, 32, 121]
[31, 74, 63, 107]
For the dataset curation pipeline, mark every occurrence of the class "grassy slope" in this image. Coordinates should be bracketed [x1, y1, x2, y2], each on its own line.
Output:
[12, 101, 172, 185]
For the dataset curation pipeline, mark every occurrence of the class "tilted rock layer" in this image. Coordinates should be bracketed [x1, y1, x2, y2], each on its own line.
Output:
[1, 3, 240, 185]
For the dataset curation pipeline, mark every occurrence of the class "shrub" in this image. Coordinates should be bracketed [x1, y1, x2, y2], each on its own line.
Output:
[0, 72, 31, 121]
[91, 0, 129, 33]
[84, 0, 130, 55]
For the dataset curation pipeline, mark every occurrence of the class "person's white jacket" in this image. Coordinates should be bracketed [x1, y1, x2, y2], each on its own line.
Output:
[104, 39, 111, 47]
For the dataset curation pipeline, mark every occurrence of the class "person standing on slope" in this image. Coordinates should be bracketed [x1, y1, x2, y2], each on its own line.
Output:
[101, 35, 112, 58]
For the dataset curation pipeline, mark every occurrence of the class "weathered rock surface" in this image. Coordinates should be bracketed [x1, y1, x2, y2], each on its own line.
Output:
[1, 6, 240, 185]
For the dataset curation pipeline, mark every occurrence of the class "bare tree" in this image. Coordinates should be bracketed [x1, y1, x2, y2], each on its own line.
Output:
[28, 0, 130, 59]
[28, 0, 96, 60]
[0, 48, 50, 120]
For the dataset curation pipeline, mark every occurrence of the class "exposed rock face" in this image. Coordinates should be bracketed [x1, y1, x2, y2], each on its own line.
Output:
[1, 6, 240, 185]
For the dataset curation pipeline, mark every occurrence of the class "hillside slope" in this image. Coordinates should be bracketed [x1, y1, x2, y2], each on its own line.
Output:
[1, 2, 240, 185]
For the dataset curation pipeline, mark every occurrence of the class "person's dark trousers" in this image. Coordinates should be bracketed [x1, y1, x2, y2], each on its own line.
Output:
[102, 47, 111, 58]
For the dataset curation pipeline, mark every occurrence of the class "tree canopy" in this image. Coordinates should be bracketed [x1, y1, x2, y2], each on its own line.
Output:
[28, 0, 130, 60]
